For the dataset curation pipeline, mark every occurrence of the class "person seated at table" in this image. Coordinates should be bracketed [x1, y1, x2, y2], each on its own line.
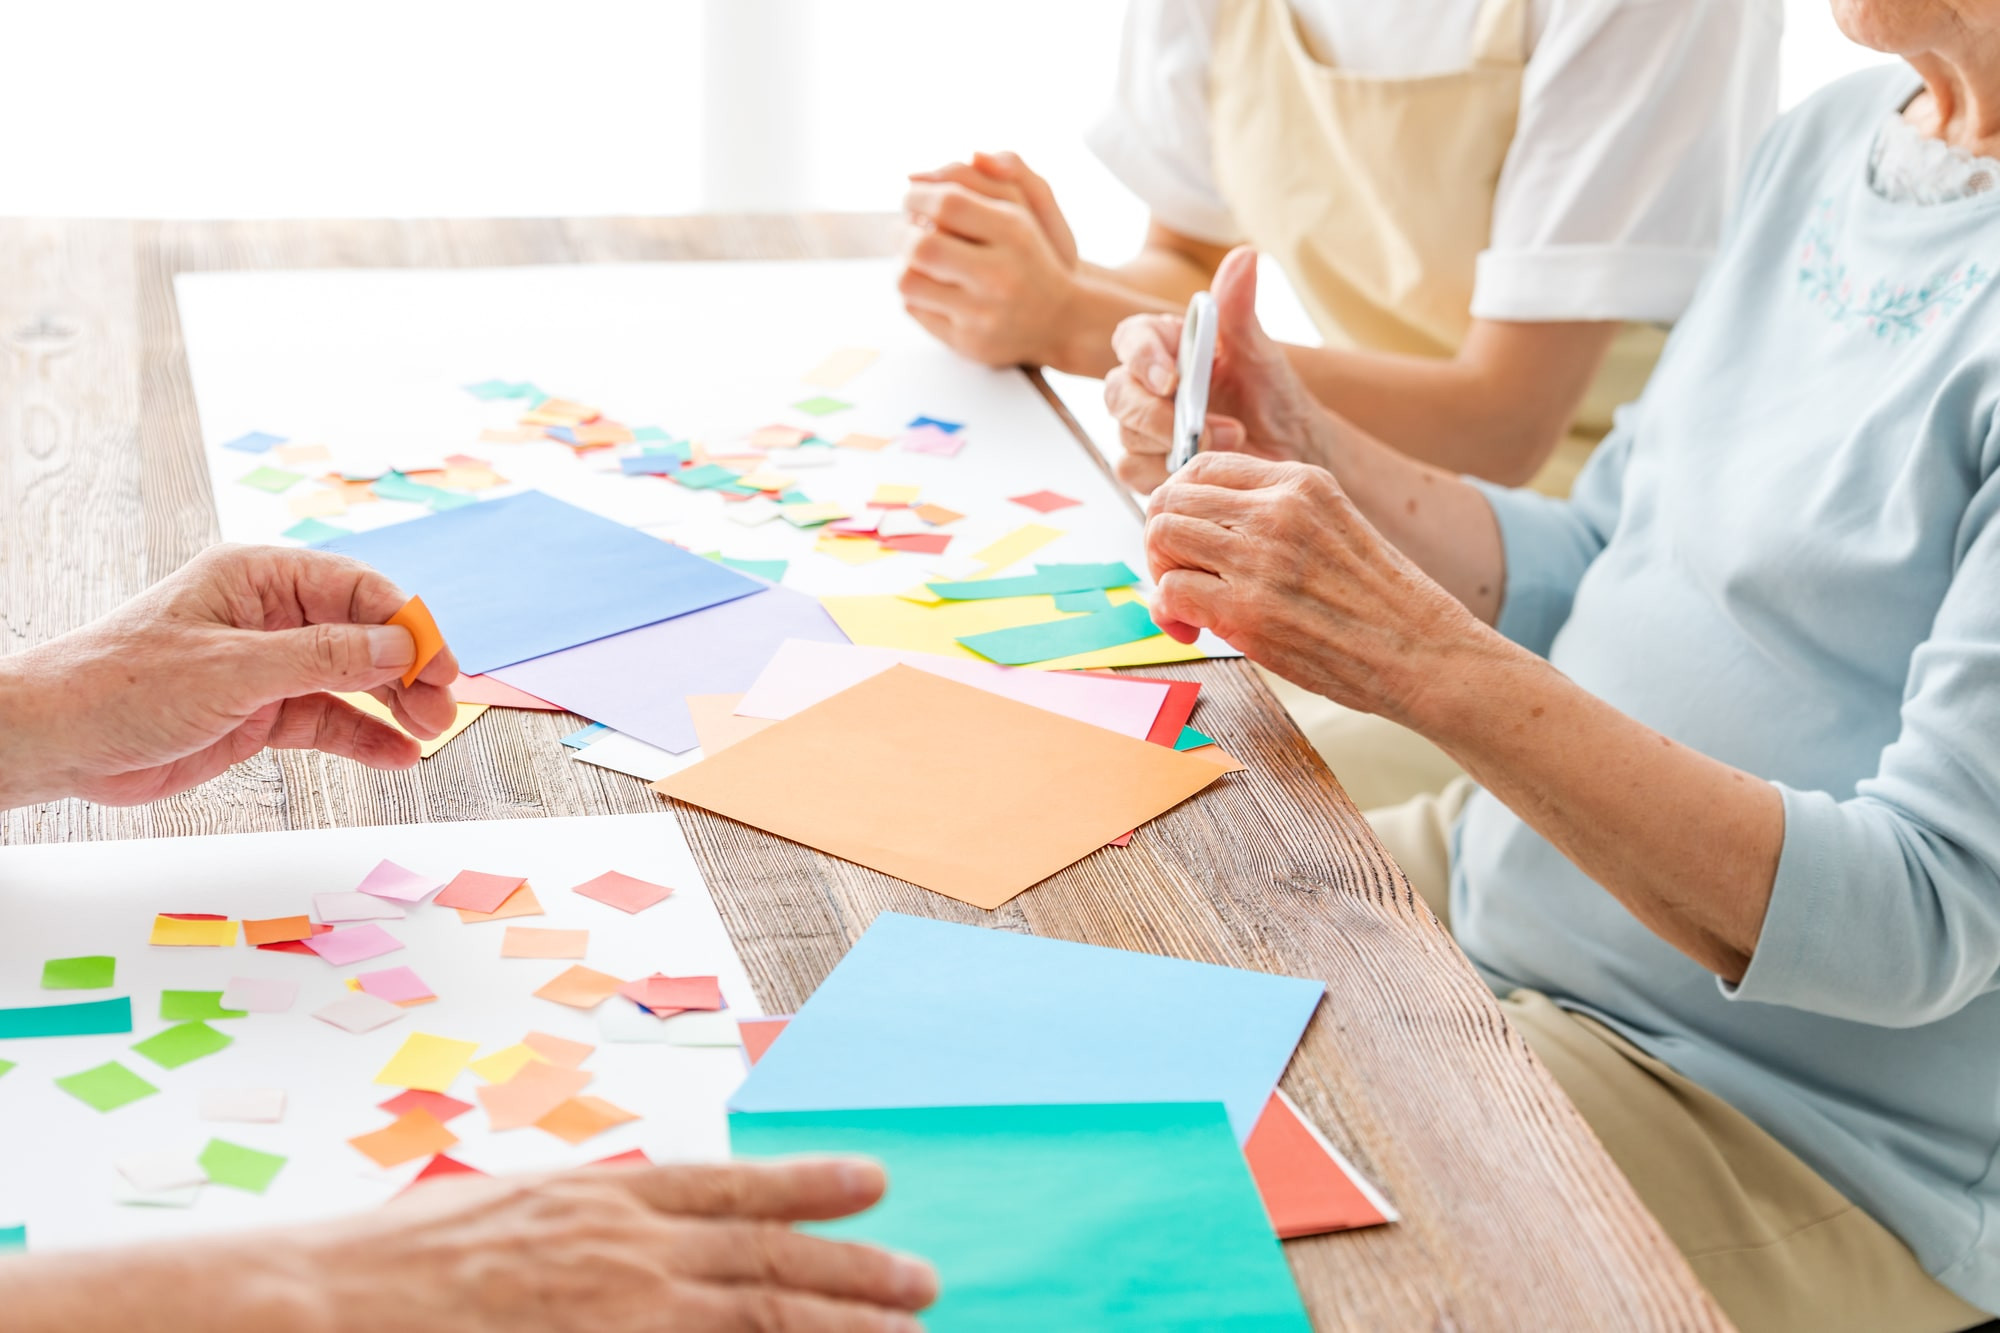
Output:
[1104, 5, 2000, 1329]
[899, 0, 1778, 814]
[0, 544, 937, 1333]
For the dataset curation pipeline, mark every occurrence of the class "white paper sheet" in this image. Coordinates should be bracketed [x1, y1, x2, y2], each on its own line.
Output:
[173, 259, 1233, 660]
[0, 813, 758, 1251]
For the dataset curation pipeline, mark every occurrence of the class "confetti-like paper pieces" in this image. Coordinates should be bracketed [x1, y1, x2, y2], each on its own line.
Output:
[572, 871, 674, 915]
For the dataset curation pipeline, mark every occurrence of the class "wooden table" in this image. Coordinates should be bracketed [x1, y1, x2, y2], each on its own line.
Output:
[0, 216, 1729, 1331]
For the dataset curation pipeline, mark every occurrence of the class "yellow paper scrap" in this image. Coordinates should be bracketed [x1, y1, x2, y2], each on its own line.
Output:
[971, 524, 1064, 575]
[802, 347, 879, 388]
[781, 501, 849, 528]
[148, 916, 238, 948]
[872, 484, 921, 507]
[835, 433, 893, 452]
[372, 1032, 479, 1092]
[470, 1043, 550, 1084]
[287, 488, 347, 519]
[815, 534, 895, 567]
[275, 443, 331, 466]
[336, 693, 487, 759]
[821, 587, 1205, 671]
[443, 464, 505, 491]
[737, 470, 797, 493]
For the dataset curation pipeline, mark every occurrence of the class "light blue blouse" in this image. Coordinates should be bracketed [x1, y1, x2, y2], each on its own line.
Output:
[1456, 65, 2000, 1309]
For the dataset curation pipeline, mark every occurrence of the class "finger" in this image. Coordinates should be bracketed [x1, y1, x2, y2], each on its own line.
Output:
[674, 1221, 938, 1311]
[975, 151, 1073, 250]
[1175, 449, 1302, 493]
[258, 545, 415, 632]
[367, 678, 459, 740]
[1145, 511, 1239, 579]
[1109, 315, 1181, 396]
[618, 1158, 888, 1222]
[903, 305, 960, 348]
[677, 1281, 926, 1333]
[1103, 367, 1174, 453]
[901, 182, 1021, 245]
[901, 227, 996, 288]
[1154, 568, 1231, 644]
[1116, 451, 1168, 496]
[1148, 478, 1274, 526]
[896, 266, 975, 317]
[905, 160, 1027, 207]
[1204, 414, 1248, 453]
[263, 693, 422, 769]
[1211, 244, 1267, 354]
[234, 621, 418, 701]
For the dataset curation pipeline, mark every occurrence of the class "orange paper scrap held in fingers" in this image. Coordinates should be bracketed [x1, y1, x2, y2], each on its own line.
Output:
[387, 595, 447, 688]
[653, 667, 1240, 911]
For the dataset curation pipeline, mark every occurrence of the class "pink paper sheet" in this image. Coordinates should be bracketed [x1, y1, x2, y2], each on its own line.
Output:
[355, 859, 443, 904]
[733, 639, 1171, 740]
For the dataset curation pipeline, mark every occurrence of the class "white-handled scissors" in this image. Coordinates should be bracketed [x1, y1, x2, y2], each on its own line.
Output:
[1168, 290, 1217, 475]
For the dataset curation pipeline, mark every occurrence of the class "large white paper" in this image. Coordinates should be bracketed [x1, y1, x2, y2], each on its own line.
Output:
[0, 813, 758, 1251]
[172, 259, 1232, 661]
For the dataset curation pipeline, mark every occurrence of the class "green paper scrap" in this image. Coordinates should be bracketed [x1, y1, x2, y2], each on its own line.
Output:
[720, 482, 765, 497]
[371, 472, 456, 505]
[0, 997, 133, 1039]
[0, 1060, 16, 1079]
[1174, 726, 1215, 752]
[427, 490, 477, 511]
[731, 1103, 1310, 1331]
[720, 556, 788, 583]
[282, 517, 350, 542]
[776, 488, 811, 505]
[238, 466, 303, 494]
[464, 379, 540, 400]
[792, 396, 852, 417]
[160, 991, 246, 1022]
[132, 1020, 234, 1070]
[54, 1061, 158, 1112]
[799, 436, 833, 448]
[0, 1225, 22, 1253]
[633, 426, 674, 443]
[675, 463, 739, 490]
[958, 600, 1161, 667]
[199, 1139, 287, 1194]
[929, 562, 1139, 602]
[1052, 588, 1113, 613]
[40, 956, 115, 990]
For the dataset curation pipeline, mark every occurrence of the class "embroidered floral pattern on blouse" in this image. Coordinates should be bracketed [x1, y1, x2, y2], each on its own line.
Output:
[1797, 198, 1990, 340]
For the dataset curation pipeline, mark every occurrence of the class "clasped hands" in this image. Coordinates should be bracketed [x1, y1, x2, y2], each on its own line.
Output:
[1106, 248, 1480, 728]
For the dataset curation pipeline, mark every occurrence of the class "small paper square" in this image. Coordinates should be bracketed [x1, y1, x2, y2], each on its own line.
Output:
[313, 992, 407, 1034]
[571, 871, 674, 915]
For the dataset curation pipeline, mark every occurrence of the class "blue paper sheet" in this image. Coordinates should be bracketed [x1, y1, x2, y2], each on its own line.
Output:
[729, 913, 1322, 1141]
[221, 431, 285, 454]
[316, 490, 762, 674]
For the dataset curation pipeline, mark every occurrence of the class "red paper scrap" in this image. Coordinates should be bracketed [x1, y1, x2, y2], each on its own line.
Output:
[451, 675, 562, 710]
[377, 1089, 475, 1124]
[1244, 1092, 1395, 1238]
[160, 913, 228, 921]
[571, 871, 674, 915]
[740, 1015, 792, 1065]
[258, 923, 335, 954]
[435, 871, 528, 914]
[619, 974, 723, 1013]
[399, 1152, 488, 1195]
[1008, 490, 1082, 514]
[878, 533, 952, 555]
[592, 1148, 652, 1168]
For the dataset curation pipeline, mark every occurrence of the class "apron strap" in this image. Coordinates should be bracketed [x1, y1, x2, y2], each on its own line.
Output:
[1471, 0, 1529, 68]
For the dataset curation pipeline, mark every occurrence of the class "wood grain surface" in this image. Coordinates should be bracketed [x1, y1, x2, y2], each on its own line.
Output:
[0, 216, 1729, 1331]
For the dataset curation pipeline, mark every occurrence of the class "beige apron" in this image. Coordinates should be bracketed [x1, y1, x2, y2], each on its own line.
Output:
[1206, 0, 1664, 494]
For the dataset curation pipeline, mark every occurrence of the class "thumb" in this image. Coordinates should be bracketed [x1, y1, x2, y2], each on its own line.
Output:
[242, 622, 416, 701]
[1212, 246, 1273, 360]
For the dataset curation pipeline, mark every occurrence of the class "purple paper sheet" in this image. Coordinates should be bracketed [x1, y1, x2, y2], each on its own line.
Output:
[489, 584, 849, 753]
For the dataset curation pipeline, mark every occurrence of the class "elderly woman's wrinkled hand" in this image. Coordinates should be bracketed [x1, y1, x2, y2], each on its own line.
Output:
[1104, 246, 1339, 495]
[1145, 452, 1484, 726]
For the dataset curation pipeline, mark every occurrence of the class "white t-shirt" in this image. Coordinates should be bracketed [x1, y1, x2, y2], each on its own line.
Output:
[1086, 0, 1783, 323]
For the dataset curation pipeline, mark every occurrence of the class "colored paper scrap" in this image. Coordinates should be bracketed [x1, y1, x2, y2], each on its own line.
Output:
[316, 490, 762, 675]
[792, 395, 850, 416]
[259, 923, 334, 955]
[287, 487, 347, 519]
[149, 915, 238, 947]
[802, 347, 879, 388]
[434, 870, 527, 914]
[456, 884, 543, 923]
[958, 600, 1160, 666]
[736, 639, 1170, 741]
[718, 556, 787, 583]
[751, 424, 815, 449]
[242, 915, 314, 946]
[313, 993, 407, 1034]
[198, 1139, 287, 1194]
[781, 501, 848, 528]
[914, 503, 963, 526]
[0, 996, 133, 1039]
[350, 1109, 459, 1169]
[387, 595, 446, 688]
[739, 1016, 792, 1065]
[200, 1088, 286, 1123]
[673, 463, 740, 490]
[282, 517, 349, 543]
[379, 1089, 473, 1123]
[731, 913, 1321, 1141]
[537, 1095, 638, 1145]
[1175, 725, 1216, 751]
[313, 892, 406, 923]
[1246, 1091, 1397, 1237]
[117, 1152, 207, 1194]
[55, 1060, 157, 1111]
[1054, 588, 1112, 613]
[357, 966, 435, 1005]
[374, 1033, 478, 1092]
[160, 991, 247, 1021]
[450, 675, 561, 710]
[463, 379, 539, 400]
[489, 585, 849, 755]
[620, 453, 685, 476]
[899, 424, 965, 457]
[1009, 490, 1083, 513]
[522, 1032, 595, 1067]
[41, 955, 115, 990]
[222, 430, 285, 454]
[561, 722, 610, 749]
[909, 415, 963, 433]
[133, 1021, 234, 1069]
[730, 1103, 1311, 1331]
[929, 562, 1138, 601]
[0, 1225, 22, 1250]
[479, 1061, 593, 1130]
[0, 1060, 15, 1079]
[815, 533, 893, 566]
[304, 923, 404, 966]
[335, 692, 486, 758]
[406, 1154, 486, 1190]
[689, 693, 776, 755]
[834, 432, 892, 452]
[655, 668, 1232, 909]
[572, 870, 674, 915]
[724, 497, 781, 527]
[1136, 677, 1202, 750]
[469, 1044, 547, 1084]
[218, 977, 298, 1013]
[620, 974, 722, 1013]
[535, 965, 625, 1009]
[970, 525, 1062, 576]
[501, 927, 588, 960]
[356, 859, 444, 903]
[879, 533, 951, 555]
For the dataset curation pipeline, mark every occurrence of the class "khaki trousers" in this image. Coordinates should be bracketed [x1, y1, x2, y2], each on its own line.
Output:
[1366, 779, 1991, 1333]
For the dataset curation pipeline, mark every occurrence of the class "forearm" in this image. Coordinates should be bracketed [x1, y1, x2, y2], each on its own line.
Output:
[1053, 228, 1223, 377]
[1410, 637, 1784, 980]
[0, 1242, 322, 1333]
[0, 651, 67, 809]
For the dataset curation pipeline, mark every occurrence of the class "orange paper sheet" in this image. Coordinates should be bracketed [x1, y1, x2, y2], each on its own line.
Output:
[478, 1061, 593, 1130]
[533, 965, 625, 1009]
[349, 1108, 460, 1168]
[535, 1095, 638, 1145]
[242, 915, 313, 946]
[522, 1031, 594, 1067]
[501, 927, 588, 960]
[654, 667, 1237, 910]
[388, 595, 446, 688]
[687, 693, 776, 755]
